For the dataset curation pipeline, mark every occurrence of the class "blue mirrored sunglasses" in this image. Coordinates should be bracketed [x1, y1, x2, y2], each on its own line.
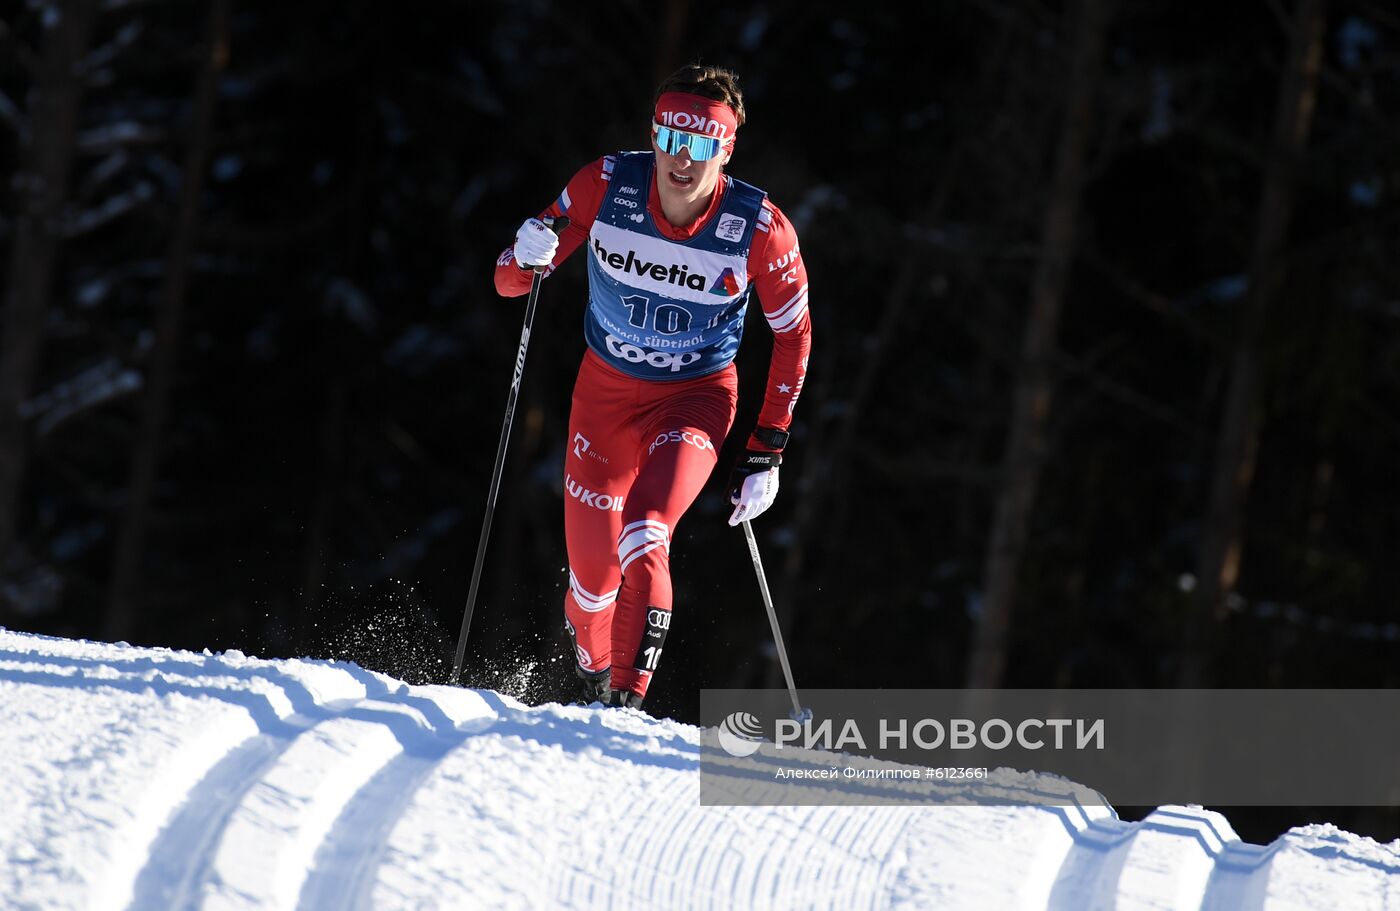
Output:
[652, 122, 724, 162]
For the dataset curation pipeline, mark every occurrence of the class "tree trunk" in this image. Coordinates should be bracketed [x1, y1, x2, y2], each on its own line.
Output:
[1183, 0, 1325, 687]
[0, 0, 102, 609]
[965, 0, 1110, 689]
[106, 0, 231, 639]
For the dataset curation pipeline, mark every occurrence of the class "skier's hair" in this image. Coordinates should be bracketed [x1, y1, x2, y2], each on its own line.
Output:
[654, 64, 746, 128]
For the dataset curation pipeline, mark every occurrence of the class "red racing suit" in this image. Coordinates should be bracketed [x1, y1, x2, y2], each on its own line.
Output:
[494, 152, 811, 699]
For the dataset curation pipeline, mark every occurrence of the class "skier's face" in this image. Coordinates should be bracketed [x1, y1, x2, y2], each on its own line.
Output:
[651, 131, 729, 218]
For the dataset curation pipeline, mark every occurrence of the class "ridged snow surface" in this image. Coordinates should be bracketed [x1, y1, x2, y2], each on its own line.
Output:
[0, 629, 1396, 910]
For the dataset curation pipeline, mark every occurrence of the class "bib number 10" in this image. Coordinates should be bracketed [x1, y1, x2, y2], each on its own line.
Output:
[623, 295, 692, 336]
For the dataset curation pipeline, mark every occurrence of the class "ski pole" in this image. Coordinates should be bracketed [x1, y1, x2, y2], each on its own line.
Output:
[450, 216, 569, 686]
[742, 519, 811, 722]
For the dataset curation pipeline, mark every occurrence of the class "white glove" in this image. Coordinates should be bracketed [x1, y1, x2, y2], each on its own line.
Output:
[513, 217, 560, 269]
[727, 452, 781, 526]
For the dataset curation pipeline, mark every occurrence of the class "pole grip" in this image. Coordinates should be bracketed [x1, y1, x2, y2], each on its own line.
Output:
[533, 215, 571, 273]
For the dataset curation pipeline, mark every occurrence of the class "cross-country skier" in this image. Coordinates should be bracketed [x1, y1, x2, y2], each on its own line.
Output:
[493, 64, 812, 709]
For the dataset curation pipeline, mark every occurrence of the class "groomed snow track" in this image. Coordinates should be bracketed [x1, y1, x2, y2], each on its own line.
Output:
[1, 629, 1396, 910]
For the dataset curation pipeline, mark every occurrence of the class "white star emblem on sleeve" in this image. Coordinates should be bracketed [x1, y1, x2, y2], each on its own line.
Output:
[777, 383, 793, 394]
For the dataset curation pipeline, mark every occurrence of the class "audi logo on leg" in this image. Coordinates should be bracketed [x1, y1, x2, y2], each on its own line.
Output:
[647, 609, 672, 630]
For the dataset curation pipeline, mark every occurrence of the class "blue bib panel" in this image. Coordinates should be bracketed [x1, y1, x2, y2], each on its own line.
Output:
[584, 151, 766, 381]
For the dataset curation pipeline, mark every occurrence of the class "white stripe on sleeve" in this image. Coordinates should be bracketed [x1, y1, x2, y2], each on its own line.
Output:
[766, 285, 810, 333]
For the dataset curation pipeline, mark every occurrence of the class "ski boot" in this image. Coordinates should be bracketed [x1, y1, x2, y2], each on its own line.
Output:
[575, 666, 612, 706]
[606, 689, 645, 710]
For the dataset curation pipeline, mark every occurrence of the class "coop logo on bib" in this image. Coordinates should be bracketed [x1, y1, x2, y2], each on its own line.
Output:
[604, 335, 702, 373]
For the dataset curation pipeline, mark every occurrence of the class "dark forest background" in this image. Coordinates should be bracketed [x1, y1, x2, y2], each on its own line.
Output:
[2, 0, 1398, 844]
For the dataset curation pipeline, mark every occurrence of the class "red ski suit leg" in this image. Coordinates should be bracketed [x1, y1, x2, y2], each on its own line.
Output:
[562, 351, 737, 699]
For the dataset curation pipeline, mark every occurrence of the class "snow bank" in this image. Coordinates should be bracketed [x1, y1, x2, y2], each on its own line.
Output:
[0, 629, 1395, 909]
